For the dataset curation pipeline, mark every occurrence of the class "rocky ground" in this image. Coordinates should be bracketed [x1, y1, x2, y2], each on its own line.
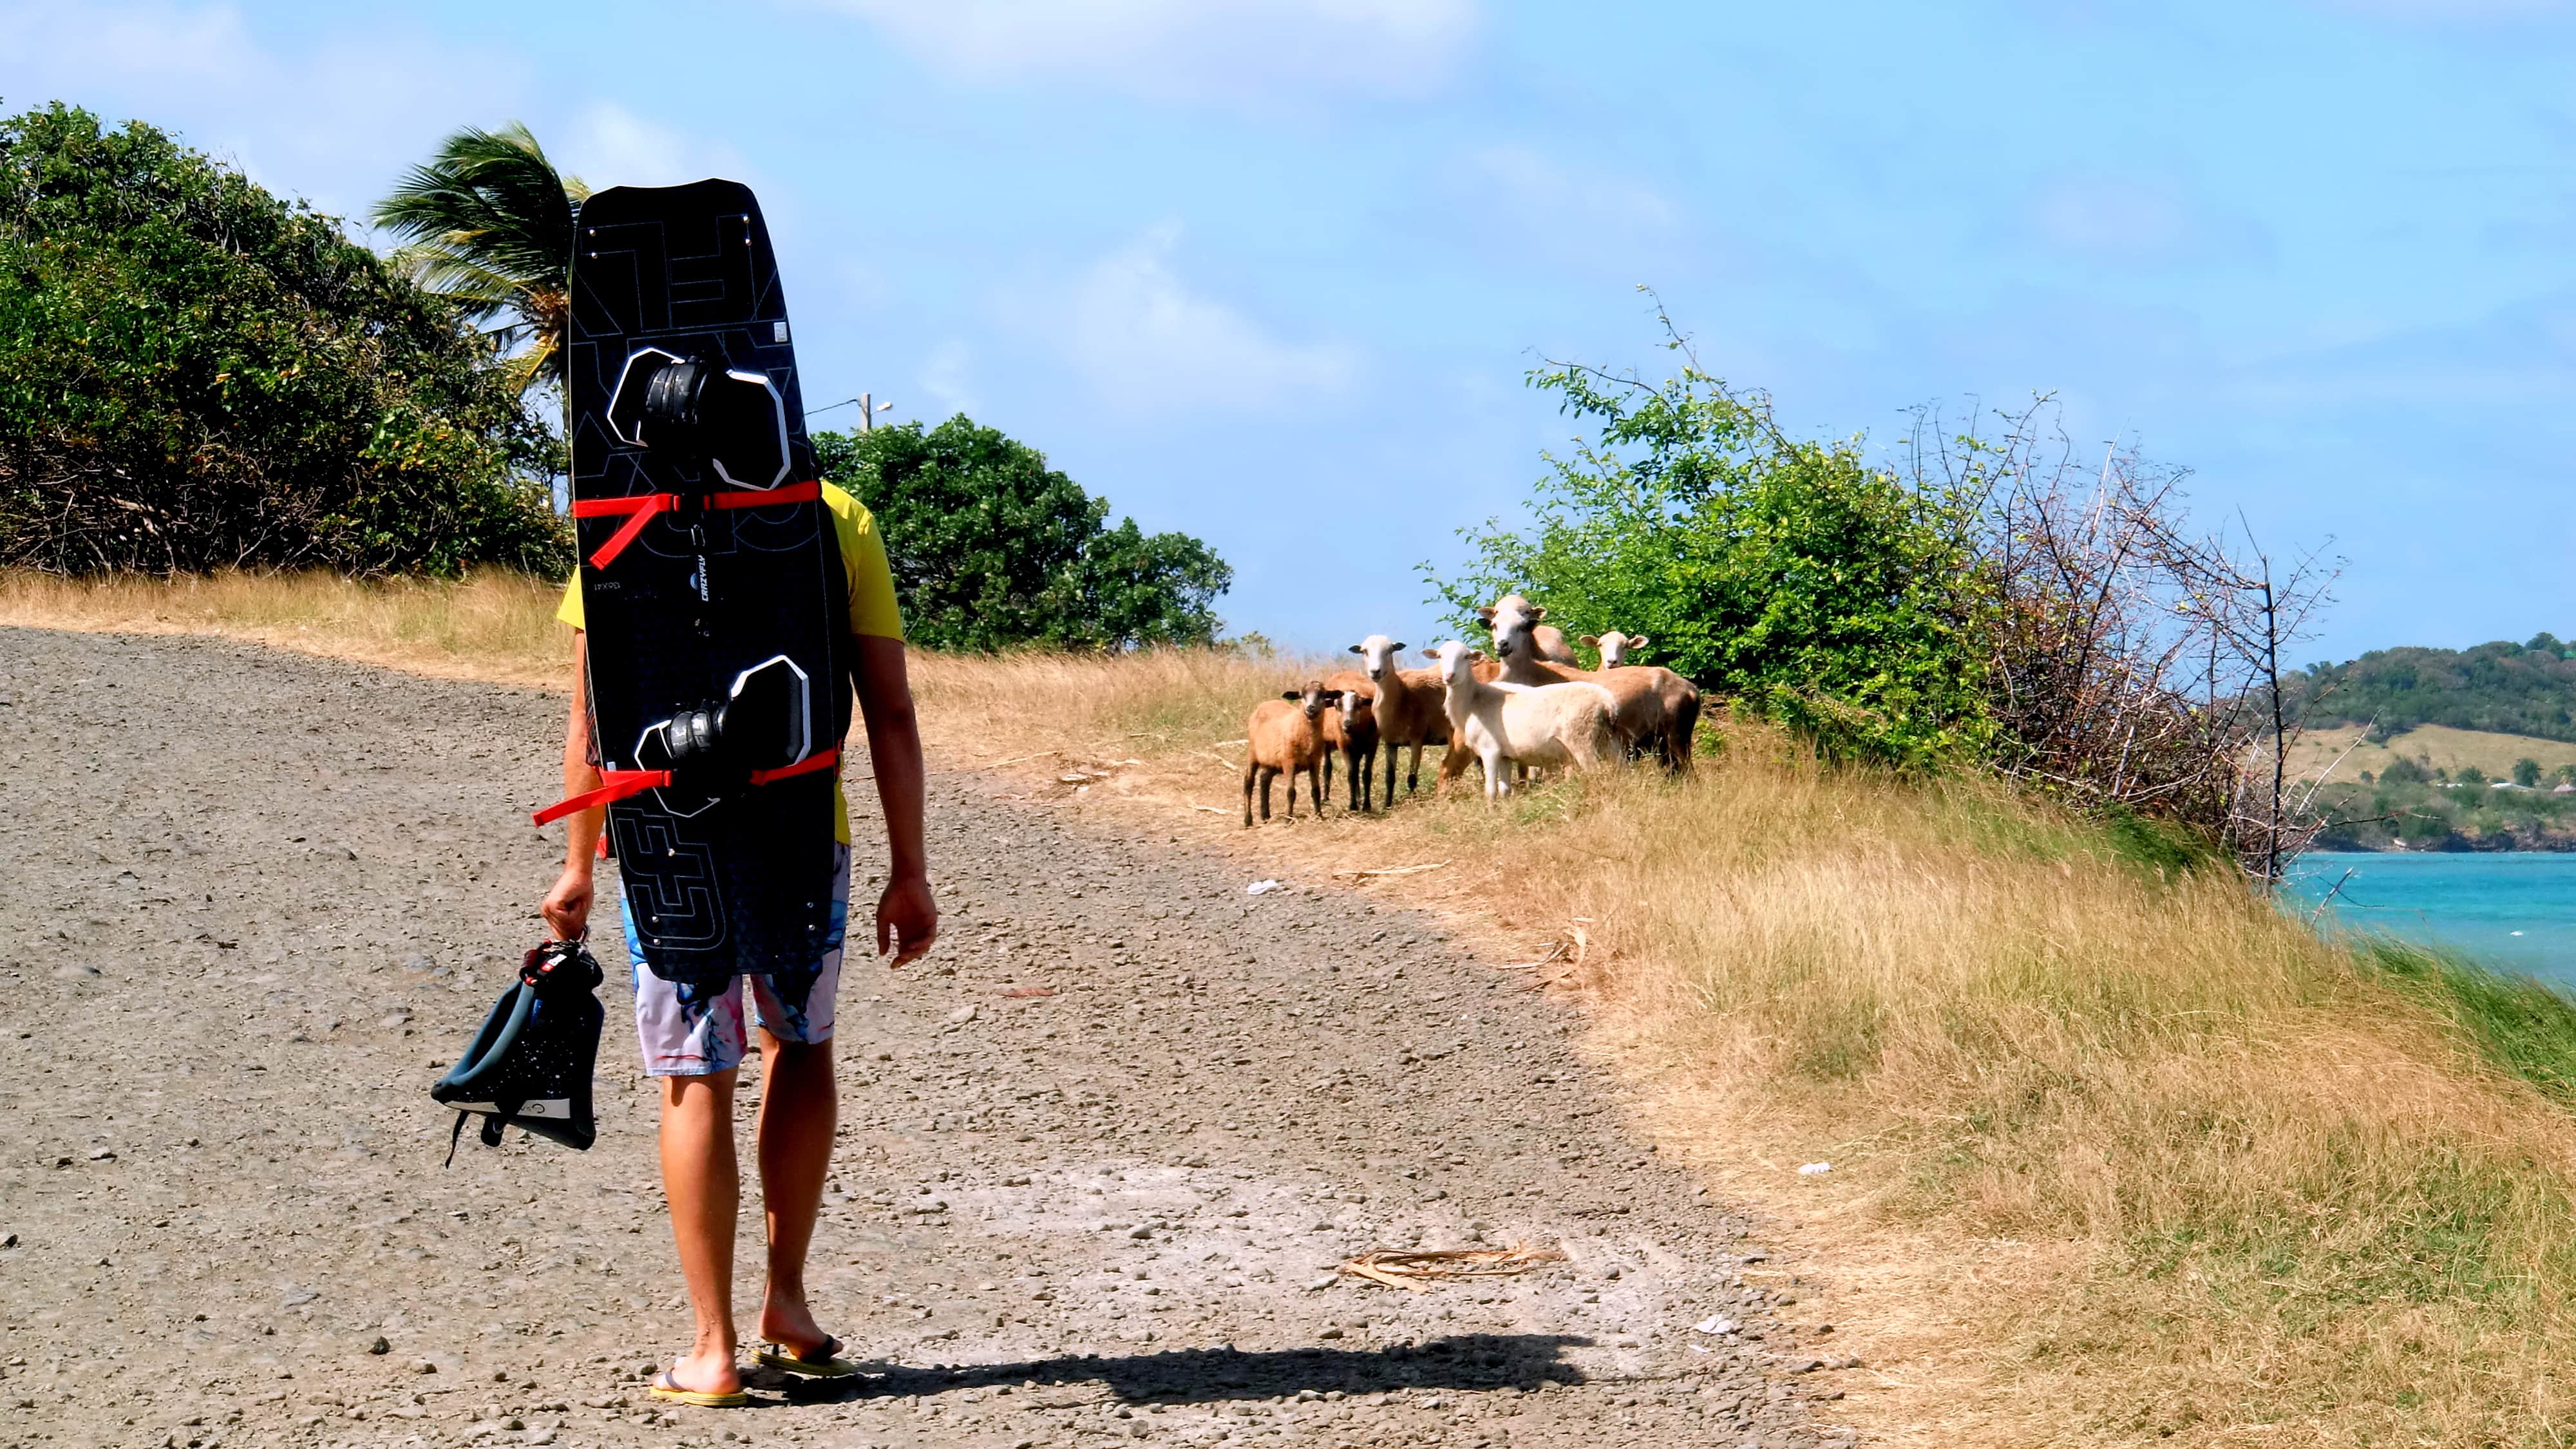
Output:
[0, 629, 1846, 1449]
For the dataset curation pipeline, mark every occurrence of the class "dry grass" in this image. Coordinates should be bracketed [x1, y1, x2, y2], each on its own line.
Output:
[19, 571, 2576, 1444]
[2289, 722, 2576, 786]
[0, 567, 569, 686]
[940, 649, 2576, 1446]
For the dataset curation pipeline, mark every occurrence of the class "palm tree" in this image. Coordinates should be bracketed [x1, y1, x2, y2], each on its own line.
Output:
[374, 123, 589, 392]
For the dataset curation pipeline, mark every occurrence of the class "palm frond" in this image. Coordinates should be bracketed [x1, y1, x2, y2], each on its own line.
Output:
[374, 122, 582, 388]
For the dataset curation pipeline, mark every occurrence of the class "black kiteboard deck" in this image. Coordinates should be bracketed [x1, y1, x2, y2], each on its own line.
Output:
[565, 180, 848, 982]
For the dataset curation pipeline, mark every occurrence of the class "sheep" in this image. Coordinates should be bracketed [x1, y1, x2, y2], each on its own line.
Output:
[1347, 634, 1451, 807]
[1318, 677, 1380, 813]
[1480, 595, 1697, 772]
[1586, 629, 1645, 667]
[1470, 596, 1580, 667]
[1423, 639, 1621, 800]
[1242, 680, 1334, 826]
[1579, 630, 1704, 770]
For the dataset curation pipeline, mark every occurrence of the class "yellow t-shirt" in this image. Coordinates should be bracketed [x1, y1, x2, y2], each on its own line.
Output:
[558, 482, 901, 844]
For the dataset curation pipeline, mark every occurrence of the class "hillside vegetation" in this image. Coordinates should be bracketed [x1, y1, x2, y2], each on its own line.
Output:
[2293, 635, 2576, 743]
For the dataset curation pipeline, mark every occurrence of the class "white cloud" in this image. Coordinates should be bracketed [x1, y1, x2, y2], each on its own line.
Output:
[0, 0, 523, 225]
[2306, 0, 2573, 18]
[1019, 223, 1357, 415]
[833, 0, 1478, 103]
[556, 102, 748, 193]
[918, 339, 980, 419]
[2020, 172, 2268, 269]
[1439, 143, 1682, 271]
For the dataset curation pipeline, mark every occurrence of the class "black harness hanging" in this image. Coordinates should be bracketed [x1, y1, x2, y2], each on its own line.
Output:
[430, 940, 606, 1166]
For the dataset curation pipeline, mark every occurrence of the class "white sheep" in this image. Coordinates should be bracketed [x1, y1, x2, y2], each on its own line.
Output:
[1423, 639, 1620, 800]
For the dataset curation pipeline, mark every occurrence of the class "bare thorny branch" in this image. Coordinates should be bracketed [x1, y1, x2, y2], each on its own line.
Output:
[1908, 400, 2344, 886]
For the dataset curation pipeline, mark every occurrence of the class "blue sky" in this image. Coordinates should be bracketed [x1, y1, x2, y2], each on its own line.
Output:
[6, 0, 2570, 661]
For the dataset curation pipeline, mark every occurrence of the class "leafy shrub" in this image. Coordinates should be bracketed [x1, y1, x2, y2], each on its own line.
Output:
[0, 103, 565, 576]
[1434, 357, 1988, 766]
[813, 416, 1230, 652]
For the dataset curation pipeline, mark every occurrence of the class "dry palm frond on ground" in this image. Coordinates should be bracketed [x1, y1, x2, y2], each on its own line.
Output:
[1340, 1246, 1568, 1292]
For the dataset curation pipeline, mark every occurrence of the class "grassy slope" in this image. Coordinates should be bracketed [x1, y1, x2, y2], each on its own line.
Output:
[17, 570, 2576, 1445]
[2288, 723, 2576, 785]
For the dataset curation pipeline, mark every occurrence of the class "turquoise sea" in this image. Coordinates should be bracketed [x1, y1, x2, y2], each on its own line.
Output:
[2287, 852, 2576, 987]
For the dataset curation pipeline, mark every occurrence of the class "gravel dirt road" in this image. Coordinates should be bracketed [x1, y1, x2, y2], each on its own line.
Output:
[0, 629, 1838, 1449]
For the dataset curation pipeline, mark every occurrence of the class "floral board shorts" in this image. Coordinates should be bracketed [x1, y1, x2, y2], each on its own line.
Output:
[621, 844, 851, 1077]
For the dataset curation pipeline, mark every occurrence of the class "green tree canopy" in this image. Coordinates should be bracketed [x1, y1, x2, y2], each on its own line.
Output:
[2291, 638, 2576, 743]
[1432, 359, 1987, 764]
[814, 416, 1230, 652]
[0, 103, 564, 575]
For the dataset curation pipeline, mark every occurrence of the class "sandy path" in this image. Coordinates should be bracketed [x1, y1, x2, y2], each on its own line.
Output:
[0, 629, 1833, 1449]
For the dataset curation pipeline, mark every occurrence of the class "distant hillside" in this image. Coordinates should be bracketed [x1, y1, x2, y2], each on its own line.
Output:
[2290, 635, 2576, 743]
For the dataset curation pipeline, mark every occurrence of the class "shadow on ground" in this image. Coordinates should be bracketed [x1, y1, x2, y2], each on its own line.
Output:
[772, 1334, 1597, 1407]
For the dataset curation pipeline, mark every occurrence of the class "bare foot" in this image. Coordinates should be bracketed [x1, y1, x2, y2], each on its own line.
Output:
[663, 1345, 741, 1397]
[757, 1292, 829, 1359]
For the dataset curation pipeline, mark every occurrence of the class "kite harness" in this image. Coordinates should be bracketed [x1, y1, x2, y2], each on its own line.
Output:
[430, 938, 606, 1166]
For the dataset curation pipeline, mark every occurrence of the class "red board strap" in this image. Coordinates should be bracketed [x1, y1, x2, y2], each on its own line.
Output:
[531, 746, 840, 828]
[572, 480, 823, 569]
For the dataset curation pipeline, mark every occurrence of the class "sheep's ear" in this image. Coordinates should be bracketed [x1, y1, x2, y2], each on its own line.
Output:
[1629, 634, 1649, 649]
[1392, 641, 1406, 651]
[1470, 650, 1488, 662]
[1420, 647, 1439, 658]
[1531, 605, 1548, 621]
[1347, 643, 1364, 654]
[1281, 690, 1300, 701]
[1579, 634, 1600, 647]
[1475, 607, 1495, 622]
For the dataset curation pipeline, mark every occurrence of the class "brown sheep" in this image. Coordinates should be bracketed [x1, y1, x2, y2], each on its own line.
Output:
[1346, 635, 1452, 807]
[1580, 630, 1703, 770]
[1320, 680, 1379, 813]
[1243, 679, 1334, 826]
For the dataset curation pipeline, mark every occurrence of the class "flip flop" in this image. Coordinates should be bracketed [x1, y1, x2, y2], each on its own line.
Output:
[649, 1370, 748, 1408]
[755, 1335, 861, 1378]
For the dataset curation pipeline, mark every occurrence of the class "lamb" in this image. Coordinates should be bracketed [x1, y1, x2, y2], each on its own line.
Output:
[1346, 634, 1450, 807]
[1586, 629, 1644, 667]
[1423, 639, 1622, 800]
[1242, 680, 1334, 826]
[1579, 629, 1704, 770]
[1318, 679, 1379, 813]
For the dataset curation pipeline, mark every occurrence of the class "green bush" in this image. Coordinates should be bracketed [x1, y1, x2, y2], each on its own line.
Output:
[813, 416, 1230, 652]
[0, 102, 565, 576]
[1433, 358, 1989, 766]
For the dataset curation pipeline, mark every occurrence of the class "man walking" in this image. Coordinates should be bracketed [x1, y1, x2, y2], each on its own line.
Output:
[538, 482, 937, 1406]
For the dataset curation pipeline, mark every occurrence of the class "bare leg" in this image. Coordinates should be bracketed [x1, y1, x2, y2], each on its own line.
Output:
[755, 1033, 836, 1357]
[1307, 761, 1324, 817]
[1243, 763, 1258, 827]
[661, 1070, 744, 1397]
[1260, 766, 1276, 822]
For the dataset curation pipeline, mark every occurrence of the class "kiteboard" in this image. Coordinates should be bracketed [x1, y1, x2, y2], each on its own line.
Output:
[539, 179, 849, 983]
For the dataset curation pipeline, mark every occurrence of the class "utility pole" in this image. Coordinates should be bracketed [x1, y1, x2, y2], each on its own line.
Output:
[858, 392, 874, 433]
